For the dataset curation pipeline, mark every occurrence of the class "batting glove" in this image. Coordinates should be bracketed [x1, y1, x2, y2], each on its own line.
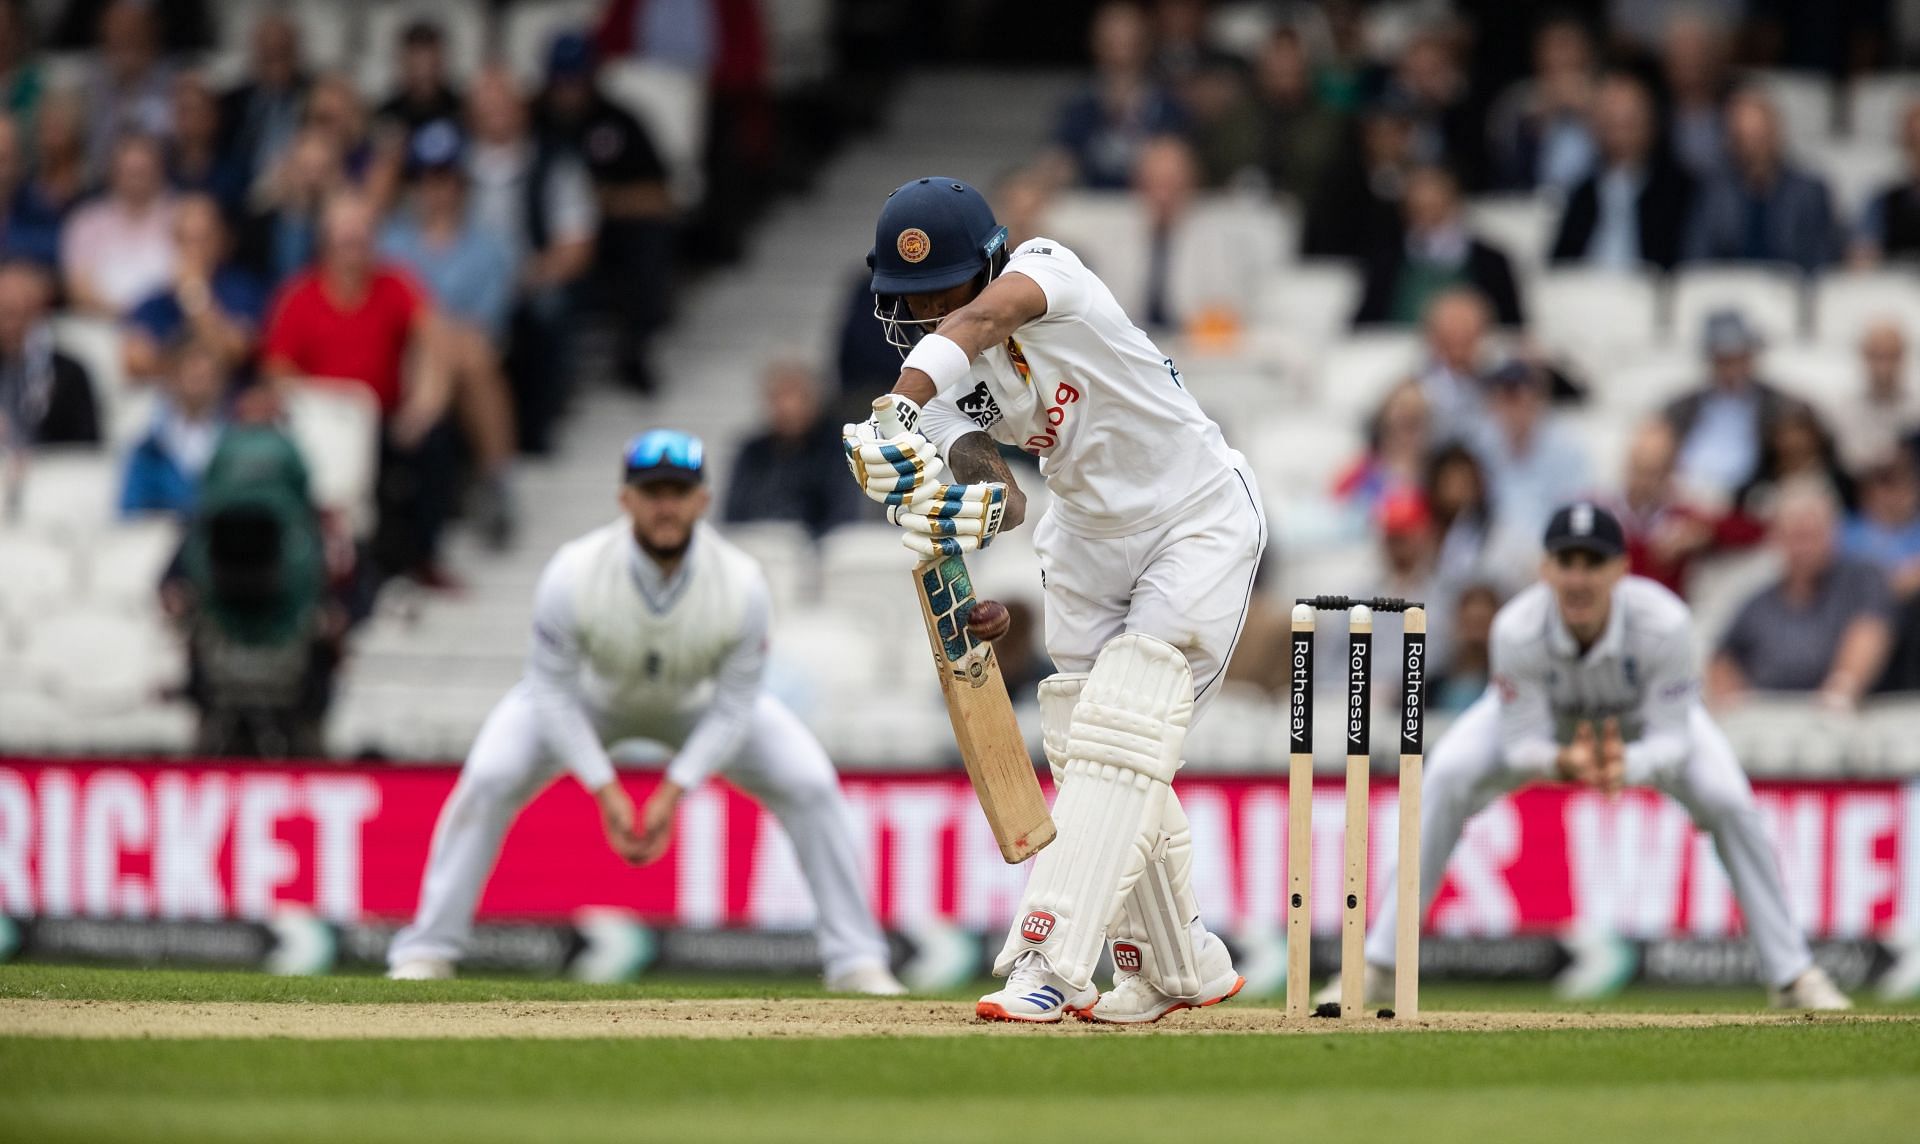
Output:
[889, 482, 1007, 557]
[843, 399, 944, 506]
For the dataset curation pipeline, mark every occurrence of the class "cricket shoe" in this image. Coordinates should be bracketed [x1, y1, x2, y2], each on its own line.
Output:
[1769, 966, 1853, 1011]
[976, 951, 1096, 1022]
[825, 962, 910, 996]
[1311, 963, 1393, 1008]
[1083, 932, 1245, 1024]
[387, 958, 455, 981]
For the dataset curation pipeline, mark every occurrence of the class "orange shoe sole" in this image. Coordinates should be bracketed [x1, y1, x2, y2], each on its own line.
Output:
[974, 1000, 1094, 1023]
[1078, 975, 1247, 1025]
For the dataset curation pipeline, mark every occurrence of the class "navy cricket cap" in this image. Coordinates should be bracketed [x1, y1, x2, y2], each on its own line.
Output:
[868, 177, 1008, 295]
[623, 429, 705, 485]
[1543, 501, 1626, 558]
[547, 31, 594, 80]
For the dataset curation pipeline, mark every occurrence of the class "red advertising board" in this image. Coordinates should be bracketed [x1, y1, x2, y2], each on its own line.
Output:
[1, 759, 1916, 941]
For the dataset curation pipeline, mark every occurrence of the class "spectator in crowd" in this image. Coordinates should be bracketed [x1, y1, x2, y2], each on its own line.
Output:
[0, 259, 96, 448]
[1663, 310, 1806, 502]
[1424, 441, 1511, 591]
[0, 117, 54, 266]
[1302, 93, 1415, 260]
[304, 72, 399, 206]
[1852, 102, 1920, 266]
[1181, 55, 1260, 191]
[994, 165, 1054, 251]
[1131, 133, 1203, 330]
[1048, 2, 1186, 190]
[1389, 27, 1485, 192]
[1410, 287, 1494, 441]
[377, 20, 464, 137]
[834, 269, 898, 419]
[0, 0, 41, 123]
[1147, 0, 1232, 92]
[1354, 165, 1524, 328]
[723, 361, 866, 538]
[1842, 450, 1920, 598]
[52, 0, 213, 55]
[466, 66, 597, 455]
[122, 193, 264, 381]
[1617, 418, 1761, 595]
[1830, 321, 1920, 471]
[1471, 360, 1591, 540]
[377, 119, 519, 548]
[533, 32, 673, 393]
[218, 10, 309, 184]
[119, 335, 227, 517]
[1550, 71, 1695, 271]
[1428, 581, 1501, 715]
[262, 191, 456, 584]
[1249, 27, 1345, 202]
[247, 125, 345, 286]
[81, 0, 172, 173]
[1660, 11, 1732, 181]
[1708, 482, 1894, 711]
[60, 132, 176, 315]
[1367, 487, 1449, 665]
[1488, 15, 1598, 193]
[164, 71, 245, 217]
[1735, 403, 1856, 517]
[1682, 88, 1839, 272]
[1333, 380, 1430, 516]
[17, 90, 92, 262]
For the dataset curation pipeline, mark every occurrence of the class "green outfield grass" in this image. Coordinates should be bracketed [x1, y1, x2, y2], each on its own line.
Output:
[3, 965, 1918, 1143]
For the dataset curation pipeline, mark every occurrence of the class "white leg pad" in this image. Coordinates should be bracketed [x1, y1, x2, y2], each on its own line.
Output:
[995, 635, 1193, 988]
[1037, 672, 1088, 785]
[1109, 791, 1206, 998]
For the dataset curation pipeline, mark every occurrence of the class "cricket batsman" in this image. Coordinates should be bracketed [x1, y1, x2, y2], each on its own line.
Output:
[388, 430, 905, 995]
[1324, 501, 1852, 1010]
[843, 177, 1267, 1022]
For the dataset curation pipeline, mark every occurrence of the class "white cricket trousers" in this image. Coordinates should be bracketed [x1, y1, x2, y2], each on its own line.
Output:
[388, 684, 891, 977]
[1362, 692, 1816, 988]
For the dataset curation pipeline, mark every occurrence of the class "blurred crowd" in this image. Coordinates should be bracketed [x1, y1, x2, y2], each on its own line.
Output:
[0, 0, 835, 754]
[749, 0, 1920, 726]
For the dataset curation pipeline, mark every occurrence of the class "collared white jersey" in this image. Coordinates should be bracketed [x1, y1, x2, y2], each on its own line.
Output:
[919, 236, 1245, 539]
[1489, 575, 1699, 783]
[525, 520, 770, 789]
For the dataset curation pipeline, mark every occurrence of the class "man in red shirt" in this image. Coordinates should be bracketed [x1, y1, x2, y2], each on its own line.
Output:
[263, 190, 457, 582]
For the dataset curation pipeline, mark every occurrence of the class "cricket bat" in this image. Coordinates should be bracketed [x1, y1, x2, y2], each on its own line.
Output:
[874, 397, 1056, 864]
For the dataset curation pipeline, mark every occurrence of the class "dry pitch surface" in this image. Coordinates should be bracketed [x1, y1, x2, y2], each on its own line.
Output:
[2, 996, 1909, 1039]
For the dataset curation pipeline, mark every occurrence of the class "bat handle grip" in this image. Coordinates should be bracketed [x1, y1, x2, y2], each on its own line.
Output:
[872, 395, 908, 439]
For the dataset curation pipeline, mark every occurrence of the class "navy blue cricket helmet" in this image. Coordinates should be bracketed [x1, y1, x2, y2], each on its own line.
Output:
[868, 177, 1009, 355]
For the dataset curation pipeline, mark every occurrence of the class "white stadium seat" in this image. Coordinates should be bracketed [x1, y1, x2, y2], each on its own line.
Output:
[1809, 269, 1920, 346]
[1466, 194, 1557, 277]
[1848, 72, 1920, 143]
[18, 608, 183, 712]
[1670, 263, 1805, 346]
[718, 521, 818, 615]
[1315, 331, 1423, 420]
[1717, 695, 1851, 776]
[502, 0, 604, 87]
[1686, 547, 1782, 657]
[1250, 261, 1364, 348]
[602, 60, 710, 208]
[1761, 340, 1868, 411]
[356, 0, 491, 99]
[84, 518, 184, 613]
[1588, 348, 1695, 415]
[1750, 69, 1837, 143]
[50, 315, 130, 451]
[818, 523, 923, 654]
[0, 531, 77, 619]
[12, 449, 118, 536]
[1800, 140, 1904, 225]
[1532, 269, 1663, 354]
[283, 380, 381, 535]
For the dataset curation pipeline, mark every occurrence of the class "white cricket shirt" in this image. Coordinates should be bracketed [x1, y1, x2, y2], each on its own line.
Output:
[525, 520, 770, 790]
[1489, 575, 1700, 784]
[919, 236, 1245, 539]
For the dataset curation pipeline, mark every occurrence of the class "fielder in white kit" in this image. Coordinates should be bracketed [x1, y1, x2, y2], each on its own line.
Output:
[388, 430, 904, 994]
[843, 177, 1267, 1022]
[1328, 501, 1851, 1009]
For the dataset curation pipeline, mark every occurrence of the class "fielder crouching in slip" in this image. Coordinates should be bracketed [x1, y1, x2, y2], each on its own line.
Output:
[1324, 501, 1851, 1010]
[388, 430, 903, 995]
[842, 177, 1267, 1023]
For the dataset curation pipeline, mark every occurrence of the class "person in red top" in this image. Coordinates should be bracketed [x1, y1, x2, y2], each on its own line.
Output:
[263, 190, 457, 583]
[1617, 419, 1764, 595]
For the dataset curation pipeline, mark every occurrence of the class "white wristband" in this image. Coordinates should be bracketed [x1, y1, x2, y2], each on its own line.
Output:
[901, 333, 974, 396]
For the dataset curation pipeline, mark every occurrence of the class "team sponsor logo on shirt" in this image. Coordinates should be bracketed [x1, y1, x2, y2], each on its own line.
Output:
[956, 380, 1003, 429]
[1022, 381, 1082, 454]
[897, 227, 931, 263]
